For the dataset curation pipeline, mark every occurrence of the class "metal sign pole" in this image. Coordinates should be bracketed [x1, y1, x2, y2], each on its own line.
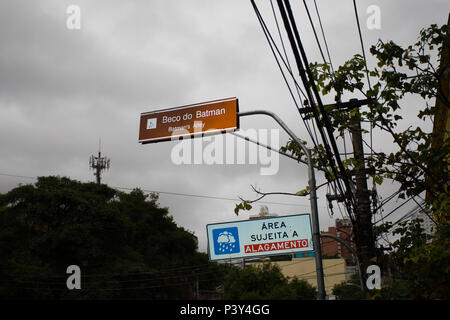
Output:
[321, 233, 365, 294]
[237, 110, 326, 300]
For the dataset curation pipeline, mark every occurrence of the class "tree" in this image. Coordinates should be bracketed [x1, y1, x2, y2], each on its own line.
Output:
[0, 176, 225, 299]
[332, 273, 364, 300]
[281, 23, 449, 260]
[223, 263, 316, 300]
[369, 218, 449, 299]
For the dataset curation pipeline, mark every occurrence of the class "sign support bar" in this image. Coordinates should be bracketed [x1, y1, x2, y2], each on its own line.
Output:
[237, 110, 326, 300]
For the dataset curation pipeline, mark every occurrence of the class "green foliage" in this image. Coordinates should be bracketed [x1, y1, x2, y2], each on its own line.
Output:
[283, 23, 450, 299]
[331, 273, 364, 300]
[369, 219, 450, 299]
[234, 200, 252, 216]
[223, 263, 316, 300]
[0, 176, 225, 299]
[285, 24, 449, 213]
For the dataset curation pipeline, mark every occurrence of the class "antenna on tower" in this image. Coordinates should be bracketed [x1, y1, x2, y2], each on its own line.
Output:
[89, 139, 110, 184]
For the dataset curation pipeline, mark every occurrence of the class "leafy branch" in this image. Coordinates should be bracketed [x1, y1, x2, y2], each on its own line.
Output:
[234, 182, 327, 216]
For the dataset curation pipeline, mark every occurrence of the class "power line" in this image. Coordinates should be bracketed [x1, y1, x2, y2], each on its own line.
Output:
[251, 0, 321, 153]
[0, 257, 347, 291]
[254, 0, 354, 229]
[115, 186, 311, 208]
[302, 0, 333, 76]
[352, 0, 372, 91]
[390, 201, 424, 227]
[275, 0, 357, 222]
[302, 0, 343, 184]
[251, 0, 308, 101]
[251, 1, 348, 219]
[0, 172, 36, 180]
[410, 196, 437, 226]
[0, 259, 237, 279]
[312, 0, 335, 75]
[0, 275, 225, 292]
[372, 196, 415, 225]
[269, 0, 304, 103]
[0, 252, 350, 292]
[269, 0, 321, 147]
[0, 172, 312, 208]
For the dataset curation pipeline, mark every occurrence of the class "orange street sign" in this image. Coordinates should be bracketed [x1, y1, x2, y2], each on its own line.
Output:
[139, 97, 239, 144]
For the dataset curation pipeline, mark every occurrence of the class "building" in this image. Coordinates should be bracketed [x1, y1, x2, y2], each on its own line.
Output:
[320, 218, 355, 260]
[249, 205, 278, 220]
[408, 206, 436, 238]
[393, 201, 435, 239]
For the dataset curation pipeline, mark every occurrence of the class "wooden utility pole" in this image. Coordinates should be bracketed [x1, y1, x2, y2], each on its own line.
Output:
[427, 14, 450, 203]
[349, 109, 376, 265]
[300, 97, 377, 264]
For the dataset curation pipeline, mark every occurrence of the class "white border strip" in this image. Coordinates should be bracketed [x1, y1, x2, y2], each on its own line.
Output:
[138, 127, 238, 143]
[140, 97, 237, 116]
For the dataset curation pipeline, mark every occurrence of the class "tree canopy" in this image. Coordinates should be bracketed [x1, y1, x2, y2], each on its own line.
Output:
[223, 263, 316, 300]
[0, 176, 226, 299]
[289, 23, 449, 226]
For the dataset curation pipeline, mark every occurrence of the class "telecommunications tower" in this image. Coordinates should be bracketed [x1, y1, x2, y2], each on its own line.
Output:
[89, 140, 110, 184]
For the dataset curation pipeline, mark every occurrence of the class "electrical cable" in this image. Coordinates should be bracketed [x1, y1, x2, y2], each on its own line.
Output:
[1, 254, 347, 290]
[312, 0, 335, 75]
[252, 0, 350, 221]
[251, 0, 320, 152]
[410, 196, 437, 226]
[0, 172, 312, 208]
[252, 3, 303, 111]
[352, 0, 372, 91]
[284, 0, 355, 212]
[372, 196, 415, 225]
[302, 0, 332, 73]
[390, 201, 424, 227]
[269, 0, 322, 148]
[251, 0, 308, 101]
[276, 0, 357, 222]
[270, 0, 305, 104]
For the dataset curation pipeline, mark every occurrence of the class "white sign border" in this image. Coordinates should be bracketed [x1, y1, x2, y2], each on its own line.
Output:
[206, 213, 314, 261]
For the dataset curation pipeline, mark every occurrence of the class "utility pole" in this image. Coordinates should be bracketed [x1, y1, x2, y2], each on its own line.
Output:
[303, 97, 377, 266]
[89, 143, 110, 184]
[349, 107, 376, 265]
[427, 13, 450, 202]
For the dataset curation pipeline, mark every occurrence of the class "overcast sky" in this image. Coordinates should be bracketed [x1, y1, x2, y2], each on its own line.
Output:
[0, 0, 448, 253]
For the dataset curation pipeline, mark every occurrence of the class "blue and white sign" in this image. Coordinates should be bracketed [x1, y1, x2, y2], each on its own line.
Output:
[212, 227, 240, 255]
[206, 214, 313, 261]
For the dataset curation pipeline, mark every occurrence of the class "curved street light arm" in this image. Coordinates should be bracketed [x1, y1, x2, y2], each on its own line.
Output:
[320, 233, 365, 293]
